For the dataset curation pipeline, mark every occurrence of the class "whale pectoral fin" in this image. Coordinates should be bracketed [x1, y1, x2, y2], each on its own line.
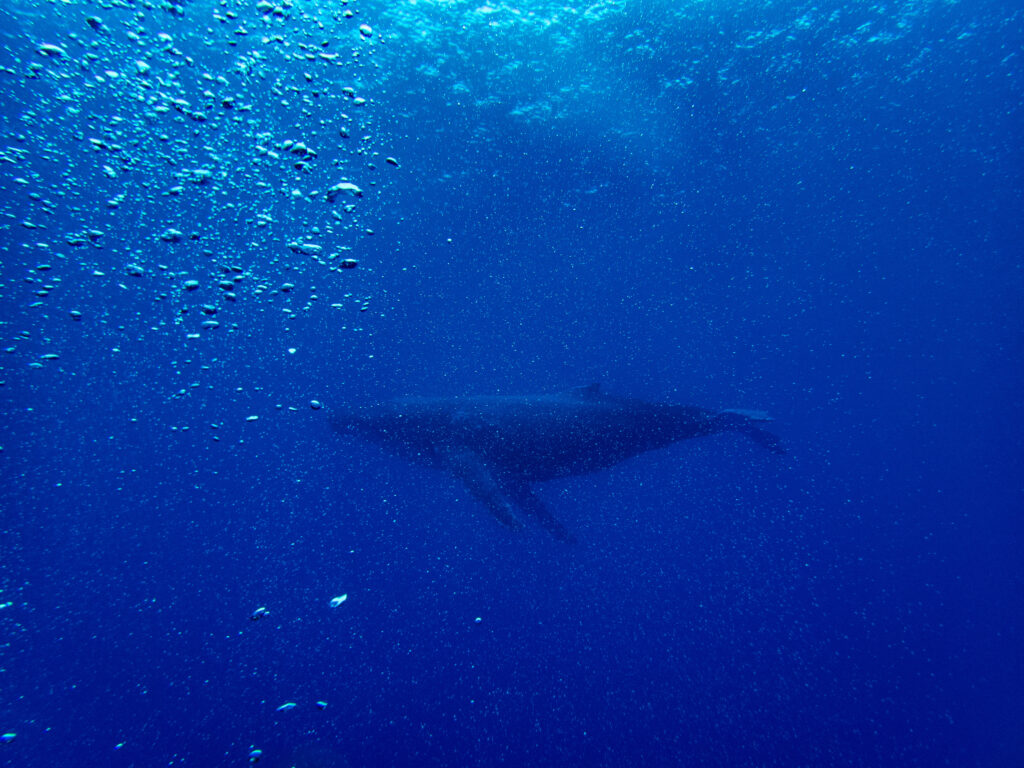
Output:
[716, 410, 786, 454]
[440, 448, 524, 531]
[569, 382, 602, 399]
[500, 475, 576, 543]
[719, 408, 772, 422]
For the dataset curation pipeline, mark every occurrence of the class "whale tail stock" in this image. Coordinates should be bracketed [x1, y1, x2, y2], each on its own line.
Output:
[715, 409, 786, 454]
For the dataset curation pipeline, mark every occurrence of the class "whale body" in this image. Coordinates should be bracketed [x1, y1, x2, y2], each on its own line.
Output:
[331, 384, 783, 541]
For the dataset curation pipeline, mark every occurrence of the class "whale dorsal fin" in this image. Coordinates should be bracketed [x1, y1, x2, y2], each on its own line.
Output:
[569, 383, 602, 399]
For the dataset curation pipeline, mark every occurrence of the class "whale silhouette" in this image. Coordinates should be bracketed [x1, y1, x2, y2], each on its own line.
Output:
[331, 384, 784, 541]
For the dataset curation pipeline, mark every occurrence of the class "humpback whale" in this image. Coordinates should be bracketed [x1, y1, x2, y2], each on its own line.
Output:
[331, 384, 783, 541]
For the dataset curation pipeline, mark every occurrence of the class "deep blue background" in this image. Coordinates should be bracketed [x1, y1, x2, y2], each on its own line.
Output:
[1, 0, 1021, 766]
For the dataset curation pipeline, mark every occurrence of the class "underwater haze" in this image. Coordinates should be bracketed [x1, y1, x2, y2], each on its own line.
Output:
[1, 0, 1021, 766]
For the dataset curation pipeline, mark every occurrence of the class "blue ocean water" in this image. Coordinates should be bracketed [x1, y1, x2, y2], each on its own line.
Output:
[0, 0, 1021, 766]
